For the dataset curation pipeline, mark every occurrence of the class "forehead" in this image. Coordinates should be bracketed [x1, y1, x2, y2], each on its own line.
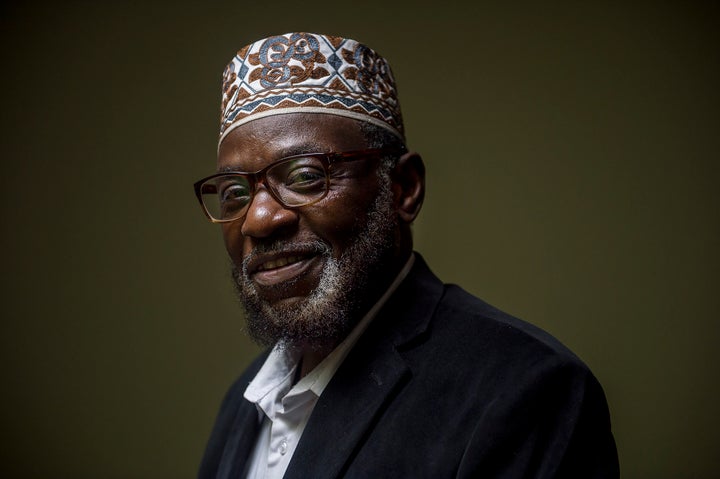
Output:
[217, 113, 368, 171]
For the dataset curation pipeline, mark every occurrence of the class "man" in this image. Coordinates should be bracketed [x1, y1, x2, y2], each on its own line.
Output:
[195, 32, 619, 478]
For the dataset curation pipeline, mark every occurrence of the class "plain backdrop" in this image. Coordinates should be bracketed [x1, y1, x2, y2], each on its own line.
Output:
[1, 1, 718, 478]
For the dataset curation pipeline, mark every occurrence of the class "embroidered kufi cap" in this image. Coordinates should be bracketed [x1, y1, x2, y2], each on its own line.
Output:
[219, 32, 404, 143]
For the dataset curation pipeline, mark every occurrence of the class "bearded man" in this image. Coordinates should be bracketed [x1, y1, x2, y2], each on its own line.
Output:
[194, 32, 619, 479]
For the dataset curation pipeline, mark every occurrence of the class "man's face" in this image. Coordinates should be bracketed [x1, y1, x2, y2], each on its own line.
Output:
[217, 114, 400, 349]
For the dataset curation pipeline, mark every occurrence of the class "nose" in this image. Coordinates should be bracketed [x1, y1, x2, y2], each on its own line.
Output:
[240, 187, 299, 238]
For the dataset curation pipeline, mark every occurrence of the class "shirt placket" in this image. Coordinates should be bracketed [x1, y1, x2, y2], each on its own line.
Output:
[265, 388, 317, 479]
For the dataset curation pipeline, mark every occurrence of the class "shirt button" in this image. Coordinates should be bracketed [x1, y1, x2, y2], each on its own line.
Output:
[279, 439, 288, 455]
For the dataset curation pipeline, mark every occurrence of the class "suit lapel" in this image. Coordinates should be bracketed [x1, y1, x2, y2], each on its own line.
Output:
[215, 391, 263, 479]
[283, 336, 409, 479]
[284, 254, 445, 479]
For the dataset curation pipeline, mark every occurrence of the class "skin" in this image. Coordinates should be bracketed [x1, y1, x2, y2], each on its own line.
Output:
[217, 113, 425, 376]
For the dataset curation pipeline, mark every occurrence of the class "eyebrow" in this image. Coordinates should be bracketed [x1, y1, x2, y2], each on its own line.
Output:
[278, 142, 325, 157]
[218, 142, 326, 173]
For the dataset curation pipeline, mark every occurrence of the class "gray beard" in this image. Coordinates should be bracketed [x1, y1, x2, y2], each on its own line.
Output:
[231, 178, 398, 351]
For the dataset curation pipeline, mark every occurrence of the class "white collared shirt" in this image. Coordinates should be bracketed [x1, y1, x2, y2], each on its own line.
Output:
[243, 254, 415, 479]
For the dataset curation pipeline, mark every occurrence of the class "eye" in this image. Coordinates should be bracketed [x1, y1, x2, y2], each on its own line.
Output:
[219, 179, 251, 204]
[278, 160, 326, 192]
[286, 166, 325, 187]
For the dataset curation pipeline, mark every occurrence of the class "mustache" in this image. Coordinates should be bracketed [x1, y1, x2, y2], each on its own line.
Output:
[240, 239, 332, 276]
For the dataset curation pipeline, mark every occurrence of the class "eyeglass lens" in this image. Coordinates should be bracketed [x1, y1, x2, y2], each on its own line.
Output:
[200, 156, 329, 220]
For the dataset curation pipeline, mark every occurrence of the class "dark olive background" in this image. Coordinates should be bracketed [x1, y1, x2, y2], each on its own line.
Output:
[1, 1, 718, 478]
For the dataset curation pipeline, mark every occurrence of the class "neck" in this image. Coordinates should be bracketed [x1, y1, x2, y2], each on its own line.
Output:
[293, 249, 414, 381]
[296, 350, 328, 382]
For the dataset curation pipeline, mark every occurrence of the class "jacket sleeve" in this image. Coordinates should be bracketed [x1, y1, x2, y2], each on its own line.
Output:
[456, 359, 619, 479]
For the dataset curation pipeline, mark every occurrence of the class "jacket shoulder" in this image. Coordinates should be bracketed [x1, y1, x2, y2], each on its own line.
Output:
[435, 283, 587, 368]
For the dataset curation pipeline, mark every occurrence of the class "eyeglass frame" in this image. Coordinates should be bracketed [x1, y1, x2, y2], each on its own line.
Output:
[193, 146, 406, 223]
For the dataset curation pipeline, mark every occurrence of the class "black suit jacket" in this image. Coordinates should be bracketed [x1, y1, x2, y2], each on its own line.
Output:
[199, 254, 619, 478]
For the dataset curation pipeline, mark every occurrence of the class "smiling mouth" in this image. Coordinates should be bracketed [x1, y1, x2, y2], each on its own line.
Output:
[246, 248, 328, 293]
[256, 255, 309, 272]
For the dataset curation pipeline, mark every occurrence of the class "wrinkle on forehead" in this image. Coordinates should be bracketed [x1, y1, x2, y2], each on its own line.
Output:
[217, 141, 327, 173]
[217, 113, 368, 170]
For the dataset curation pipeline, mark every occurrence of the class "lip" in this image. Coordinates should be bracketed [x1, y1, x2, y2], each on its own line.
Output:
[247, 249, 324, 288]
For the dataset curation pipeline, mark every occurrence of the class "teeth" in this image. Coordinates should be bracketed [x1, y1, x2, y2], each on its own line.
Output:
[259, 256, 302, 271]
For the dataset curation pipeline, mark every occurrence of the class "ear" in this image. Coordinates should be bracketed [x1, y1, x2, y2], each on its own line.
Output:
[392, 151, 425, 224]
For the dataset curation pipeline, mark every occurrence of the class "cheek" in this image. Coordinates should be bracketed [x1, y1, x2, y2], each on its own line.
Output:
[308, 186, 380, 245]
[221, 224, 246, 265]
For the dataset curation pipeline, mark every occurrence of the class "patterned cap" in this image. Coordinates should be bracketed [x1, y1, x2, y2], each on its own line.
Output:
[219, 32, 404, 143]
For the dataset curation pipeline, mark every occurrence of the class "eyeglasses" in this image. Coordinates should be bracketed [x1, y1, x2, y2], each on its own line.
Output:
[194, 147, 404, 223]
